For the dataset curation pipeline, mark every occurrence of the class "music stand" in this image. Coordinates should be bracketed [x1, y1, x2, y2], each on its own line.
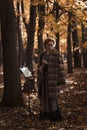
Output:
[20, 67, 34, 116]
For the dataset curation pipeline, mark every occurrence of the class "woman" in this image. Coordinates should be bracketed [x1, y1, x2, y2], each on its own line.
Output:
[37, 38, 66, 121]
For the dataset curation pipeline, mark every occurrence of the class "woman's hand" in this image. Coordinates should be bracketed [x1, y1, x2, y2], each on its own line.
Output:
[42, 59, 48, 64]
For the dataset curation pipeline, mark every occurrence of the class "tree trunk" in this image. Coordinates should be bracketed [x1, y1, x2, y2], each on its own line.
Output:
[71, 15, 82, 68]
[38, 3, 45, 54]
[0, 0, 24, 106]
[25, 0, 37, 70]
[16, 1, 24, 67]
[0, 24, 2, 66]
[67, 12, 73, 73]
[82, 24, 87, 68]
[54, 1, 60, 51]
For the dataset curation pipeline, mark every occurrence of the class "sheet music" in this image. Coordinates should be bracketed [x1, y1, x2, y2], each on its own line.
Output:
[20, 67, 32, 78]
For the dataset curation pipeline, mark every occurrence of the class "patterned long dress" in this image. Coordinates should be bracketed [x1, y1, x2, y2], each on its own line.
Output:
[38, 49, 65, 121]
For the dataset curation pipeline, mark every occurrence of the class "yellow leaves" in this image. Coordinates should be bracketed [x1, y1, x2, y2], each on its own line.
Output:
[44, 14, 55, 22]
[31, 0, 38, 6]
[82, 42, 87, 49]
[37, 1, 46, 5]
[0, 68, 87, 129]
[39, 15, 55, 36]
[15, 0, 21, 2]
[76, 0, 87, 10]
[48, 126, 59, 130]
[31, 0, 46, 6]
[44, 14, 59, 36]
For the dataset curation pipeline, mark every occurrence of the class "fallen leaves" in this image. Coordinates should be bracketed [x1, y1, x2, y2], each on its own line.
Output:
[0, 68, 87, 130]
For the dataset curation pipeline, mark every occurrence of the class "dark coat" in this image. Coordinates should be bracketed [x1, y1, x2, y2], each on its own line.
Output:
[38, 49, 66, 113]
[47, 49, 66, 99]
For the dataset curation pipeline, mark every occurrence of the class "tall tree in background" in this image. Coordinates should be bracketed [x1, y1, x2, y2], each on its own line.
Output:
[38, 1, 45, 54]
[20, 0, 37, 70]
[0, 43, 2, 67]
[25, 0, 37, 70]
[82, 24, 87, 68]
[16, 1, 24, 67]
[0, 23, 2, 66]
[71, 14, 82, 68]
[51, 0, 60, 51]
[67, 12, 73, 73]
[0, 0, 24, 106]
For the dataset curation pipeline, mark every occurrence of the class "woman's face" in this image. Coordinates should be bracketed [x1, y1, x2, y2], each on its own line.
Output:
[46, 41, 54, 52]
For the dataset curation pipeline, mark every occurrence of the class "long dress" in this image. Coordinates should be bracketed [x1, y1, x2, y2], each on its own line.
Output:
[38, 50, 65, 121]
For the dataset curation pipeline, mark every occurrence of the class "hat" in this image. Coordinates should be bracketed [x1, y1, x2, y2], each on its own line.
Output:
[43, 37, 56, 49]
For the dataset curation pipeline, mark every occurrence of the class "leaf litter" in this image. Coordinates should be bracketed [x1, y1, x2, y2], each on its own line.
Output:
[0, 68, 87, 130]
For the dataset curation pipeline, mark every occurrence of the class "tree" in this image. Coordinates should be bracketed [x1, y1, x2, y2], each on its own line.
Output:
[16, 1, 24, 67]
[0, 23, 2, 66]
[0, 0, 24, 106]
[67, 12, 73, 73]
[51, 0, 60, 50]
[20, 0, 37, 70]
[25, 0, 37, 70]
[38, 1, 45, 54]
[71, 14, 82, 68]
[82, 24, 87, 68]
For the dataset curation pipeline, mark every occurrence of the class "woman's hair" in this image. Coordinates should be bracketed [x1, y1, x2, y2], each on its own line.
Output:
[43, 38, 56, 49]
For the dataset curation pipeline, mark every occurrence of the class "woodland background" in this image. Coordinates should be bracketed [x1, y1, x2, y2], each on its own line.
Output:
[0, 0, 87, 129]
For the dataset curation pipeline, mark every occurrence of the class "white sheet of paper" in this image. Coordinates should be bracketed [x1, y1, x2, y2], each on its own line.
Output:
[20, 67, 32, 78]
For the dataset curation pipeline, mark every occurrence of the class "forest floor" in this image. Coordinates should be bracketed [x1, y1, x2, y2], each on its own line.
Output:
[0, 67, 87, 130]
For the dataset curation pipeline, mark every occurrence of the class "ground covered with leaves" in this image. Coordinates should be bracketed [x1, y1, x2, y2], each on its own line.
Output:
[0, 68, 87, 130]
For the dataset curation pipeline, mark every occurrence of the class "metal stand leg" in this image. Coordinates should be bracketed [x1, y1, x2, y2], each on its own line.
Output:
[28, 92, 31, 116]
